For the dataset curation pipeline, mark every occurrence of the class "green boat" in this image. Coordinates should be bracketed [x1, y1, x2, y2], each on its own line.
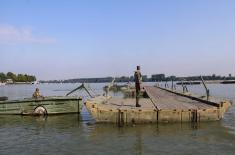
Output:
[0, 96, 83, 115]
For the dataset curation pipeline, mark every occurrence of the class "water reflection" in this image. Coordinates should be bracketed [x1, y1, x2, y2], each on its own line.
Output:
[0, 114, 82, 130]
[86, 122, 235, 155]
[0, 114, 235, 155]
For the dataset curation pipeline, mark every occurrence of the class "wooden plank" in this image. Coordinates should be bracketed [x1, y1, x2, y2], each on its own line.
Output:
[144, 86, 215, 110]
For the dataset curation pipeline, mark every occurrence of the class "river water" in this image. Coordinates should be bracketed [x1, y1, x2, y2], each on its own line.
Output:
[0, 83, 235, 155]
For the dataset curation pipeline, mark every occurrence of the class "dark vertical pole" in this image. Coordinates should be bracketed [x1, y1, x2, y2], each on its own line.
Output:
[181, 80, 185, 93]
[200, 76, 210, 100]
[118, 109, 124, 127]
[77, 98, 81, 113]
[171, 79, 174, 91]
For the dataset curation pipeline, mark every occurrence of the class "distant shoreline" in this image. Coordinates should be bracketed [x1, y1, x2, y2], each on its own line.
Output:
[39, 74, 235, 84]
[38, 80, 235, 84]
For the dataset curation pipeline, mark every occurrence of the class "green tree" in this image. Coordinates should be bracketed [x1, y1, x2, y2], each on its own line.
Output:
[2, 72, 36, 82]
[28, 75, 36, 82]
[0, 72, 7, 82]
[6, 72, 17, 82]
[17, 74, 27, 82]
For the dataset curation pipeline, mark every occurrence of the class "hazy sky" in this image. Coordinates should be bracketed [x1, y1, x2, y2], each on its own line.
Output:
[1, 0, 235, 80]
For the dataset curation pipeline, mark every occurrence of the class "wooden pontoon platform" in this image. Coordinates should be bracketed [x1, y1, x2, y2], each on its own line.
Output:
[85, 86, 232, 124]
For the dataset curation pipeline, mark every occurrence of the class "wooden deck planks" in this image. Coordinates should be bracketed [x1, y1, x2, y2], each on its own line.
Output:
[85, 86, 232, 123]
[103, 98, 155, 109]
[144, 86, 215, 110]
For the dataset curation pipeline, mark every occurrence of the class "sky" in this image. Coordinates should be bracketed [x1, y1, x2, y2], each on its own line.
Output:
[1, 0, 235, 80]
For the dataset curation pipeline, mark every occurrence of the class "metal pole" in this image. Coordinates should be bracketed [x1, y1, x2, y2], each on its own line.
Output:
[181, 80, 185, 93]
[200, 76, 210, 100]
[165, 81, 168, 88]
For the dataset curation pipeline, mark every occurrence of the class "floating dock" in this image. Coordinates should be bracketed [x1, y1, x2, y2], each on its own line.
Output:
[85, 86, 232, 125]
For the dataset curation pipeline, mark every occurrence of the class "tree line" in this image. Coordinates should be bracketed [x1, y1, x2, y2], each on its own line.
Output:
[40, 74, 235, 84]
[0, 72, 36, 82]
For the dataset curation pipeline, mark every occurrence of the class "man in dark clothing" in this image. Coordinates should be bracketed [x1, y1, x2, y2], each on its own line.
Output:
[134, 66, 142, 107]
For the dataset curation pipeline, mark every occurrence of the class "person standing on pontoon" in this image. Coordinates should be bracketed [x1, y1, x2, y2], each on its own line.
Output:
[134, 66, 142, 107]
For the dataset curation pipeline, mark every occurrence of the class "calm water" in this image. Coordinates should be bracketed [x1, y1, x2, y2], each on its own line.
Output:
[0, 83, 235, 155]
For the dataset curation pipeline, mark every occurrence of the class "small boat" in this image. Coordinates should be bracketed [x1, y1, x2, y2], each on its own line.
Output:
[0, 96, 8, 101]
[31, 81, 40, 85]
[221, 80, 235, 84]
[0, 82, 6, 86]
[104, 84, 130, 92]
[176, 81, 201, 85]
[0, 96, 83, 115]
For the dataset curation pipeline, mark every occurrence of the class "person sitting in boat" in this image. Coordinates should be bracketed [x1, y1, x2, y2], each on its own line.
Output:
[32, 88, 44, 99]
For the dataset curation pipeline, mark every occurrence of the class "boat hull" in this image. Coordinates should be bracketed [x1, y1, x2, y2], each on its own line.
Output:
[0, 97, 83, 115]
[85, 87, 232, 124]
